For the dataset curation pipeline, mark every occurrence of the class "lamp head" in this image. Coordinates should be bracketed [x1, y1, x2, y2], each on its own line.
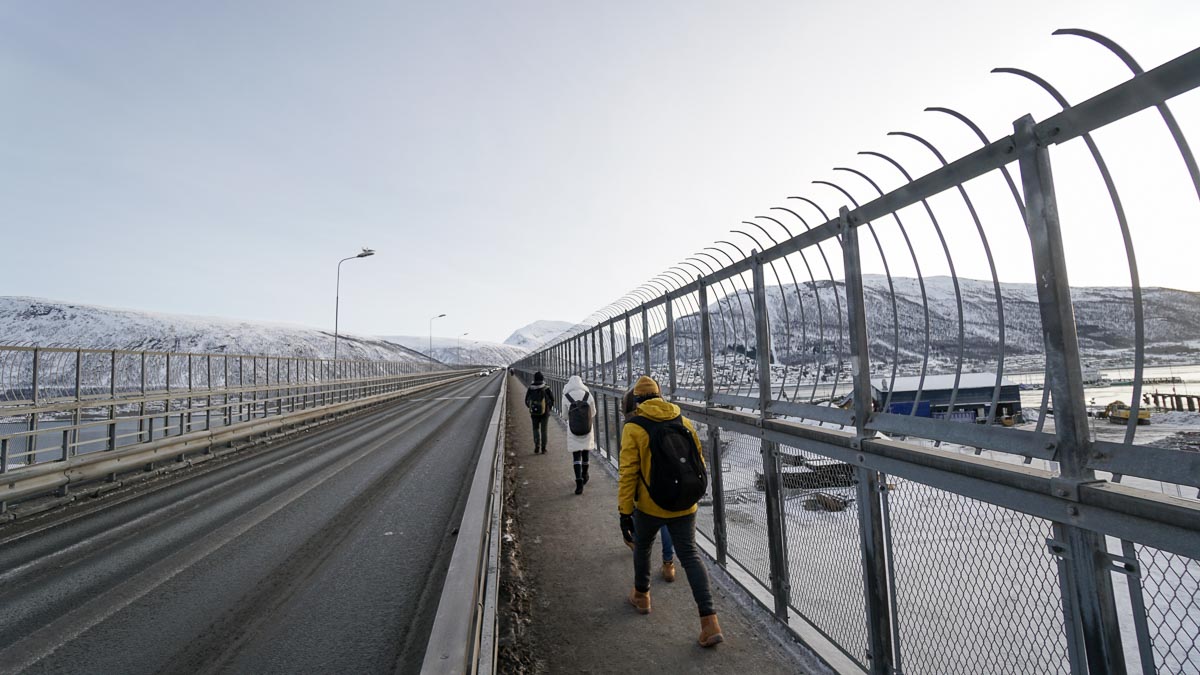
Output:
[357, 247, 376, 258]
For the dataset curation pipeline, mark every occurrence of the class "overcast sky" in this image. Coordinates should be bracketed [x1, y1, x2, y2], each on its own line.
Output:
[2, 1, 1198, 343]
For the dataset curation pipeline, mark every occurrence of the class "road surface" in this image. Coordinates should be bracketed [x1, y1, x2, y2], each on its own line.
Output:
[0, 374, 501, 675]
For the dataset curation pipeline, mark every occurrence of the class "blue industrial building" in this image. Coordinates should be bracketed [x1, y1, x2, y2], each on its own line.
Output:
[872, 373, 1023, 422]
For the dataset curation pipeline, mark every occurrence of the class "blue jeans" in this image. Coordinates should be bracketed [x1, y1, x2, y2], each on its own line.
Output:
[660, 525, 674, 562]
[633, 510, 713, 616]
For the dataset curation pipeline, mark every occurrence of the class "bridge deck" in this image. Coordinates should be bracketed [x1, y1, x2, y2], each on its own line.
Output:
[501, 377, 825, 673]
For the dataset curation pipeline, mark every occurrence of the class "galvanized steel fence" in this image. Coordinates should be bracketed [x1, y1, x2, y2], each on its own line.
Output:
[515, 31, 1200, 675]
[0, 344, 474, 511]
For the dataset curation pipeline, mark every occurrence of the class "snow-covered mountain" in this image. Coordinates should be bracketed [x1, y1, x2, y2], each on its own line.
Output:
[607, 276, 1200, 373]
[0, 297, 434, 363]
[503, 320, 575, 351]
[381, 336, 526, 366]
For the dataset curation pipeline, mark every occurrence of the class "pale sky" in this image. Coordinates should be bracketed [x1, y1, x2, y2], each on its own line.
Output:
[2, 1, 1198, 343]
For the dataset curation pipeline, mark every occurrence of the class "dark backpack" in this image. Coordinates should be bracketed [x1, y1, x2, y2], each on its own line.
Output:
[564, 391, 592, 435]
[528, 389, 547, 416]
[626, 415, 708, 511]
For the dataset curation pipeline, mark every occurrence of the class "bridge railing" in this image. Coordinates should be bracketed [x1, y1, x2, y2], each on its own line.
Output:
[0, 344, 481, 512]
[516, 31, 1199, 675]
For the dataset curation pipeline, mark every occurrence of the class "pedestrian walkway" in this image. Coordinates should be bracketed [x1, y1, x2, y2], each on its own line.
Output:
[501, 377, 828, 674]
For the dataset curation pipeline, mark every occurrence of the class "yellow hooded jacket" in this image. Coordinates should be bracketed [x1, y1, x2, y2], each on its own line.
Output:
[617, 397, 706, 518]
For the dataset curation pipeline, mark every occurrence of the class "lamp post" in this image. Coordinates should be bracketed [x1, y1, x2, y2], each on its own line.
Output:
[334, 247, 376, 361]
[459, 332, 469, 365]
[429, 313, 446, 371]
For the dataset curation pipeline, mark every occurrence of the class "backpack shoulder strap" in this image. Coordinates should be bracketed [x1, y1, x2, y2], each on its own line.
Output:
[623, 415, 654, 431]
[624, 416, 661, 493]
[582, 392, 590, 403]
[565, 392, 576, 404]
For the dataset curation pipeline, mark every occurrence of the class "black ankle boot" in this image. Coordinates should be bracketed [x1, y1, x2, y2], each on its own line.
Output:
[575, 480, 584, 495]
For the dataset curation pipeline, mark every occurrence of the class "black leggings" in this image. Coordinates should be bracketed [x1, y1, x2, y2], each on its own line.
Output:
[572, 450, 589, 480]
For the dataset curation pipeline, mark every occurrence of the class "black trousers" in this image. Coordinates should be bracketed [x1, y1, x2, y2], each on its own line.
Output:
[632, 510, 714, 616]
[531, 415, 549, 450]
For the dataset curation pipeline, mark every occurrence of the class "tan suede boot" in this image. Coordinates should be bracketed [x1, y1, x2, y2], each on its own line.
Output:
[698, 614, 724, 647]
[628, 588, 651, 615]
[661, 560, 676, 582]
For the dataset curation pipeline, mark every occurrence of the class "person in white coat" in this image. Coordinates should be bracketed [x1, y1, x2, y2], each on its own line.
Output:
[561, 375, 597, 495]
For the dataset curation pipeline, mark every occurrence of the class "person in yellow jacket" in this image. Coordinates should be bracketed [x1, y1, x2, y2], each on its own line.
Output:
[619, 375, 724, 647]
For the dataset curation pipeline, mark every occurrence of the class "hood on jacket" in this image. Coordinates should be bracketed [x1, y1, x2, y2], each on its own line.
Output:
[633, 396, 680, 422]
[564, 375, 587, 394]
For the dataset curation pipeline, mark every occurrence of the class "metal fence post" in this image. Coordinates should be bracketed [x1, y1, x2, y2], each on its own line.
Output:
[841, 207, 895, 674]
[641, 304, 651, 374]
[610, 321, 618, 386]
[187, 353, 194, 434]
[752, 251, 791, 620]
[590, 328, 598, 383]
[624, 313, 633, 385]
[28, 347, 40, 463]
[139, 351, 147, 442]
[1015, 114, 1126, 675]
[698, 275, 728, 566]
[665, 293, 678, 395]
[108, 350, 118, 452]
[69, 349, 82, 462]
[206, 355, 213, 431]
[699, 280, 714, 405]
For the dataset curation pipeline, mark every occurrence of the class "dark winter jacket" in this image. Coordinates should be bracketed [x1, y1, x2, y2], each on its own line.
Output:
[525, 384, 555, 418]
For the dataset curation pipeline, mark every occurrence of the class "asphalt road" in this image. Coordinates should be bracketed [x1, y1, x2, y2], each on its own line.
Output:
[0, 373, 502, 675]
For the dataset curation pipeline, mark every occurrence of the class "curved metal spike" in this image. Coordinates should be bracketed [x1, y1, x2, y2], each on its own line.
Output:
[920, 108, 1027, 222]
[706, 244, 756, 397]
[1054, 28, 1200, 203]
[757, 214, 824, 402]
[734, 228, 794, 394]
[812, 177, 901, 405]
[994, 64, 1147, 443]
[858, 146, 965, 422]
[833, 165, 932, 413]
[771, 203, 846, 401]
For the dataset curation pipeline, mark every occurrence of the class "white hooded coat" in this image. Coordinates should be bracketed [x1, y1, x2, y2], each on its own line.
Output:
[561, 375, 597, 452]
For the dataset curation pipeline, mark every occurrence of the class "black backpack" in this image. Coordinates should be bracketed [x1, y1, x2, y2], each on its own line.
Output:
[528, 388, 547, 416]
[626, 415, 708, 511]
[565, 391, 592, 435]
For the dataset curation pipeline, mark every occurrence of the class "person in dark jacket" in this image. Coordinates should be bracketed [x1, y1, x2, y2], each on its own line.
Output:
[524, 371, 555, 454]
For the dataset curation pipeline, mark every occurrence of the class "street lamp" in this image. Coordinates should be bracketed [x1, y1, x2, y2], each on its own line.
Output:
[459, 332, 469, 365]
[429, 313, 446, 371]
[334, 247, 376, 361]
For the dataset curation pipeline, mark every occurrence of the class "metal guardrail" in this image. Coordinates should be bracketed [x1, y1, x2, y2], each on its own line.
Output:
[421, 374, 508, 675]
[516, 31, 1200, 675]
[0, 344, 483, 513]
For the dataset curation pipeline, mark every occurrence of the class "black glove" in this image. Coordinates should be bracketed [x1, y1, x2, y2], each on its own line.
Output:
[620, 513, 636, 546]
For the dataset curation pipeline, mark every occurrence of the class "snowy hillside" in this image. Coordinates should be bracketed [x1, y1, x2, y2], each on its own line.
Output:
[0, 297, 435, 363]
[503, 320, 575, 351]
[612, 276, 1200, 374]
[381, 336, 526, 366]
